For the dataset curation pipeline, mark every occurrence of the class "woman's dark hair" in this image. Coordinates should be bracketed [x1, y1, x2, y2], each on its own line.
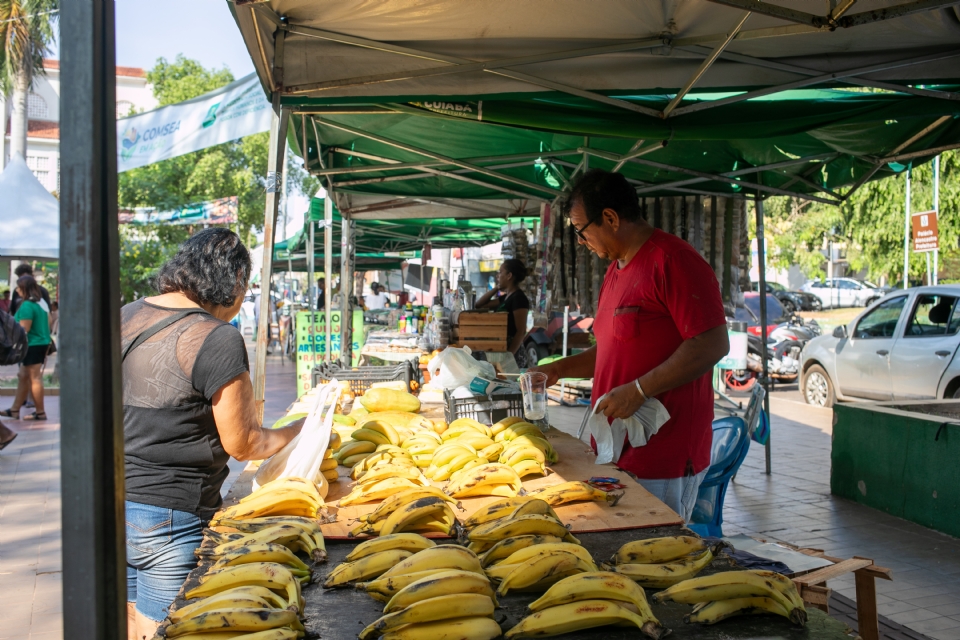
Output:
[14, 263, 34, 277]
[155, 228, 251, 307]
[502, 258, 528, 285]
[564, 168, 642, 223]
[17, 275, 42, 303]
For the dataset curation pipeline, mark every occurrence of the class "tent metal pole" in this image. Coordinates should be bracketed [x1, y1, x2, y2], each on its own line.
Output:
[612, 139, 644, 172]
[308, 220, 315, 312]
[662, 11, 750, 117]
[340, 214, 354, 367]
[636, 153, 835, 194]
[254, 105, 290, 422]
[706, 0, 960, 29]
[313, 150, 582, 176]
[325, 179, 334, 364]
[934, 155, 940, 285]
[882, 141, 960, 163]
[904, 168, 912, 288]
[59, 0, 125, 635]
[705, 0, 822, 27]
[315, 118, 562, 197]
[583, 147, 841, 204]
[332, 159, 563, 188]
[754, 197, 772, 476]
[670, 48, 960, 117]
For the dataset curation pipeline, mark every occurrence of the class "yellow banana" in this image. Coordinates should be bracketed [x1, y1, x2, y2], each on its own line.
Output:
[528, 571, 657, 622]
[379, 497, 454, 537]
[216, 496, 319, 521]
[605, 549, 714, 589]
[462, 497, 530, 529]
[362, 420, 402, 446]
[685, 596, 795, 625]
[509, 435, 558, 463]
[172, 585, 291, 620]
[451, 434, 496, 451]
[531, 481, 621, 507]
[357, 464, 427, 487]
[431, 452, 477, 482]
[336, 439, 378, 459]
[468, 514, 572, 543]
[511, 459, 546, 479]
[504, 599, 655, 639]
[322, 469, 339, 482]
[404, 506, 457, 535]
[185, 562, 300, 614]
[357, 568, 455, 600]
[167, 630, 299, 640]
[338, 477, 420, 506]
[243, 476, 322, 503]
[484, 562, 520, 582]
[360, 593, 494, 640]
[384, 570, 495, 613]
[323, 549, 413, 588]
[490, 416, 525, 436]
[347, 533, 436, 561]
[494, 423, 543, 442]
[320, 458, 339, 472]
[612, 536, 709, 565]
[380, 545, 483, 579]
[507, 499, 558, 521]
[170, 595, 277, 623]
[501, 444, 546, 466]
[163, 608, 298, 638]
[479, 535, 565, 568]
[478, 442, 504, 462]
[501, 543, 596, 569]
[445, 463, 522, 499]
[449, 458, 490, 483]
[351, 428, 393, 447]
[448, 418, 492, 436]
[360, 487, 459, 524]
[497, 551, 596, 596]
[210, 542, 310, 573]
[380, 616, 502, 640]
[201, 525, 305, 557]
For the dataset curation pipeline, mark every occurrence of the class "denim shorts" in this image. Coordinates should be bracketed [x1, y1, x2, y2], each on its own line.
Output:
[126, 500, 203, 622]
[625, 469, 707, 522]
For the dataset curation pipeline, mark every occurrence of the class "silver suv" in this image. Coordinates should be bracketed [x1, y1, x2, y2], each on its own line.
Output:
[800, 286, 960, 406]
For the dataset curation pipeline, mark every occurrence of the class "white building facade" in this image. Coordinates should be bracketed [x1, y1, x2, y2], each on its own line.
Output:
[1, 60, 157, 193]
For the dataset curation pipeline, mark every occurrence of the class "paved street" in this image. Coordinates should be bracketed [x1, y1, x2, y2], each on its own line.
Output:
[4, 363, 960, 638]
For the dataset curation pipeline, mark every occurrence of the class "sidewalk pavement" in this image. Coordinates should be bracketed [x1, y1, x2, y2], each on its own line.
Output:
[5, 366, 960, 639]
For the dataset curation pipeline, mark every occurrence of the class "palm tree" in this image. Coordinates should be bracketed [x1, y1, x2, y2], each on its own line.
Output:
[0, 0, 58, 161]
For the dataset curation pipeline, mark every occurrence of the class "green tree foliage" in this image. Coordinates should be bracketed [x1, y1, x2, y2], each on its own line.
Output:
[146, 54, 234, 107]
[764, 151, 959, 286]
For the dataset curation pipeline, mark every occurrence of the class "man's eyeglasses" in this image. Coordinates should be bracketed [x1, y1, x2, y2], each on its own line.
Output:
[573, 217, 598, 241]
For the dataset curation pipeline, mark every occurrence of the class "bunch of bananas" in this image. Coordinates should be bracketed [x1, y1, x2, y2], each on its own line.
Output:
[201, 516, 327, 564]
[600, 536, 716, 589]
[653, 569, 807, 626]
[214, 477, 325, 521]
[505, 571, 667, 639]
[444, 462, 523, 499]
[348, 487, 461, 537]
[352, 536, 501, 640]
[320, 430, 341, 483]
[327, 541, 483, 594]
[528, 480, 623, 507]
[339, 459, 435, 507]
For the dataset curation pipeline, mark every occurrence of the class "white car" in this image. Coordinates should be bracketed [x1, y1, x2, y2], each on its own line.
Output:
[799, 278, 888, 309]
[800, 285, 960, 406]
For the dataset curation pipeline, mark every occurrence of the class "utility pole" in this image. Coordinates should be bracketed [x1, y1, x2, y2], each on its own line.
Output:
[903, 169, 911, 289]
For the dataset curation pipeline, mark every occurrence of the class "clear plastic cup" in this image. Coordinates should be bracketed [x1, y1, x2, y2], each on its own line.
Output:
[519, 371, 548, 421]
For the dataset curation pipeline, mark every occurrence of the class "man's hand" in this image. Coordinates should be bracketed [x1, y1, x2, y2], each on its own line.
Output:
[595, 381, 646, 419]
[529, 361, 563, 387]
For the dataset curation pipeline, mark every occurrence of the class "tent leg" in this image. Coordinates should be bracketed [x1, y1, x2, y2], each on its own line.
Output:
[755, 197, 772, 476]
[254, 105, 289, 422]
[308, 220, 315, 311]
[59, 0, 126, 636]
[324, 191, 333, 363]
[904, 169, 911, 288]
[340, 215, 354, 367]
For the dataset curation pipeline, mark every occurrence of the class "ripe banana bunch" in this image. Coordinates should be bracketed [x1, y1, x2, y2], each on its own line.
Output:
[359, 593, 496, 640]
[399, 431, 442, 468]
[653, 569, 807, 626]
[610, 535, 710, 565]
[354, 487, 460, 526]
[350, 446, 416, 480]
[494, 549, 598, 596]
[384, 569, 497, 612]
[529, 480, 623, 507]
[335, 438, 379, 468]
[602, 547, 715, 589]
[505, 599, 657, 639]
[378, 617, 502, 640]
[350, 496, 458, 538]
[524, 571, 667, 639]
[200, 521, 327, 564]
[423, 442, 479, 480]
[479, 535, 565, 568]
[338, 477, 424, 506]
[216, 477, 324, 521]
[462, 496, 532, 529]
[346, 533, 436, 561]
[196, 519, 327, 562]
[444, 463, 523, 499]
[354, 546, 486, 600]
[163, 607, 302, 638]
[170, 585, 292, 624]
[323, 549, 414, 588]
[208, 542, 311, 577]
[468, 514, 577, 546]
[352, 420, 403, 447]
[355, 463, 429, 488]
[499, 440, 548, 478]
[185, 562, 303, 616]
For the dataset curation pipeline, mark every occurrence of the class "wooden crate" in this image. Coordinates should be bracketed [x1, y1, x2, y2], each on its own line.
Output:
[456, 311, 508, 326]
[451, 339, 507, 351]
[453, 311, 507, 351]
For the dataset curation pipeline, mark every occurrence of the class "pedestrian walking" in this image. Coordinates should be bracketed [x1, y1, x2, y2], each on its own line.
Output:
[9, 263, 51, 315]
[1, 275, 51, 421]
[0, 290, 10, 313]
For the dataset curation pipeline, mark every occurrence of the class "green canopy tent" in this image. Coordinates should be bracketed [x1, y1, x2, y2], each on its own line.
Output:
[232, 2, 960, 468]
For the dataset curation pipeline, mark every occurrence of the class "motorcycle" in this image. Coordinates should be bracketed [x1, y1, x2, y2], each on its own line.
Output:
[723, 314, 820, 395]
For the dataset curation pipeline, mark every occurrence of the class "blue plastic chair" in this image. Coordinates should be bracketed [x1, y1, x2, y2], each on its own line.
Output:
[687, 414, 752, 537]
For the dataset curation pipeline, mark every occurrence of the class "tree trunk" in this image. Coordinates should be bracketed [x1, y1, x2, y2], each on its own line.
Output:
[10, 55, 32, 160]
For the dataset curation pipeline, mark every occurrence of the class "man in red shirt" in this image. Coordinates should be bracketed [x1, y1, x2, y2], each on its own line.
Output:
[533, 169, 729, 521]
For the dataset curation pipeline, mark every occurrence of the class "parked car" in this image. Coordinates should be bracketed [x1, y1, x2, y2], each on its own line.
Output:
[799, 278, 890, 309]
[800, 285, 960, 407]
[752, 281, 822, 313]
[730, 292, 788, 337]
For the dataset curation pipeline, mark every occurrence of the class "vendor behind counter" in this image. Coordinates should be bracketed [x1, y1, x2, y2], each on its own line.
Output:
[474, 258, 530, 358]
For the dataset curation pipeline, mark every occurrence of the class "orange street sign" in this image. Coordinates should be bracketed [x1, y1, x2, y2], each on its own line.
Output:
[912, 210, 939, 253]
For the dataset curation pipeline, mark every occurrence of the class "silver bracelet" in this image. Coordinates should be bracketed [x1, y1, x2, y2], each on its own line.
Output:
[634, 379, 648, 402]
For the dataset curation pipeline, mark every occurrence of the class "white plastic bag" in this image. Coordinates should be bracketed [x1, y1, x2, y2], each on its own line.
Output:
[587, 394, 671, 464]
[253, 380, 342, 498]
[427, 346, 497, 390]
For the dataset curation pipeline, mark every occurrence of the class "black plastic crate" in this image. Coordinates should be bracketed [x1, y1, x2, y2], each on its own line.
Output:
[444, 388, 525, 425]
[312, 361, 416, 395]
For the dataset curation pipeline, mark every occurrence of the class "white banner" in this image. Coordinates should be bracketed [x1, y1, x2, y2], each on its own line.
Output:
[117, 73, 272, 172]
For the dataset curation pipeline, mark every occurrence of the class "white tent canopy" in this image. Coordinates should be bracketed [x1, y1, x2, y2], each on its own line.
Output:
[233, 0, 960, 108]
[0, 155, 59, 260]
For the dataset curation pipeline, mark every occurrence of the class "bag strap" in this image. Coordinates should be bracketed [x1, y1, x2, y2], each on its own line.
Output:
[122, 309, 207, 362]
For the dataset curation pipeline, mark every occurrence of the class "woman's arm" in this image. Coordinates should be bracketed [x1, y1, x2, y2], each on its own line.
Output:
[212, 372, 303, 461]
[19, 318, 32, 333]
[508, 308, 529, 353]
[474, 287, 500, 309]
